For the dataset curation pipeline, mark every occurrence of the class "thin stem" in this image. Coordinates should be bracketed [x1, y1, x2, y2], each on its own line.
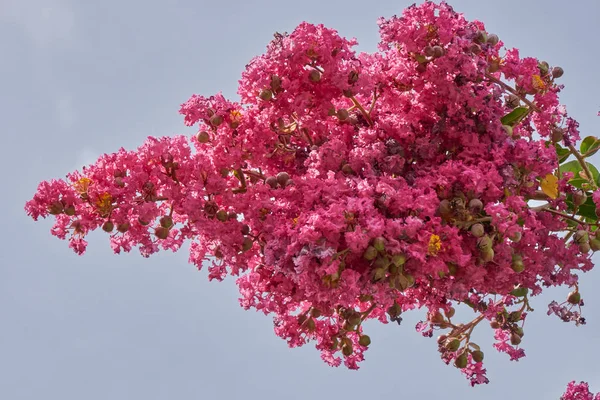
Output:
[485, 73, 540, 113]
[567, 144, 598, 190]
[350, 96, 373, 126]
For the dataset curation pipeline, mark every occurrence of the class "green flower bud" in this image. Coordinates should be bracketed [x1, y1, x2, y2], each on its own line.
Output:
[64, 205, 76, 216]
[454, 353, 468, 369]
[480, 248, 494, 263]
[209, 114, 223, 127]
[117, 222, 130, 233]
[490, 320, 500, 329]
[216, 210, 228, 222]
[424, 46, 435, 57]
[487, 33, 499, 46]
[160, 216, 173, 228]
[590, 238, 600, 252]
[510, 231, 522, 243]
[309, 69, 321, 82]
[241, 237, 253, 252]
[574, 230, 589, 243]
[510, 286, 528, 297]
[432, 45, 444, 58]
[538, 61, 549, 75]
[372, 267, 387, 282]
[512, 254, 525, 273]
[373, 256, 391, 270]
[472, 350, 484, 363]
[154, 226, 169, 239]
[337, 108, 349, 121]
[405, 274, 415, 287]
[567, 291, 581, 305]
[445, 307, 456, 319]
[363, 246, 378, 261]
[102, 221, 114, 233]
[138, 217, 150, 226]
[470, 223, 485, 237]
[241, 224, 251, 235]
[514, 326, 524, 337]
[196, 131, 210, 143]
[342, 343, 353, 356]
[446, 338, 461, 352]
[579, 242, 591, 253]
[391, 253, 407, 267]
[508, 311, 522, 322]
[48, 201, 64, 215]
[373, 237, 386, 252]
[474, 30, 487, 44]
[358, 335, 371, 347]
[259, 89, 273, 101]
[477, 235, 493, 251]
[573, 190, 588, 207]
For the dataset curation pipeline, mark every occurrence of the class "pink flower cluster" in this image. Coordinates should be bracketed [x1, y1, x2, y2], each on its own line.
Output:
[562, 382, 600, 400]
[26, 1, 597, 386]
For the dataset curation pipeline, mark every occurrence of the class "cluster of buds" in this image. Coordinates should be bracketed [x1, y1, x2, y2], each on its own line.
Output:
[363, 237, 413, 291]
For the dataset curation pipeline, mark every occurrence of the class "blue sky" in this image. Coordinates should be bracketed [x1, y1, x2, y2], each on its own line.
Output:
[2, 0, 600, 398]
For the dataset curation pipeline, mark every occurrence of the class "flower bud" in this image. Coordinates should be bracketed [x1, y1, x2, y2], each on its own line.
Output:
[363, 246, 378, 261]
[270, 75, 282, 92]
[342, 343, 353, 356]
[117, 222, 130, 233]
[574, 230, 589, 244]
[510, 333, 521, 346]
[48, 201, 64, 215]
[209, 114, 223, 127]
[160, 216, 173, 228]
[372, 267, 387, 282]
[509, 311, 522, 322]
[337, 108, 349, 121]
[573, 190, 588, 207]
[154, 226, 169, 239]
[64, 205, 76, 216]
[102, 221, 114, 233]
[445, 307, 456, 319]
[510, 231, 522, 243]
[446, 338, 461, 352]
[538, 61, 549, 75]
[510, 286, 528, 297]
[512, 254, 525, 273]
[472, 350, 484, 363]
[216, 210, 228, 222]
[477, 235, 493, 251]
[567, 291, 581, 305]
[469, 43, 482, 55]
[490, 320, 500, 329]
[432, 46, 444, 58]
[259, 89, 273, 101]
[265, 176, 279, 189]
[514, 326, 524, 337]
[358, 335, 371, 347]
[474, 30, 487, 43]
[373, 237, 386, 252]
[454, 353, 468, 369]
[138, 217, 150, 226]
[196, 131, 210, 143]
[309, 69, 321, 82]
[480, 248, 494, 263]
[590, 238, 600, 252]
[487, 33, 499, 46]
[552, 66, 564, 79]
[241, 224, 250, 235]
[468, 198, 483, 213]
[276, 171, 290, 187]
[579, 242, 591, 253]
[438, 199, 452, 216]
[242, 236, 253, 252]
[551, 127, 564, 143]
[391, 253, 407, 267]
[470, 223, 485, 237]
[424, 46, 435, 57]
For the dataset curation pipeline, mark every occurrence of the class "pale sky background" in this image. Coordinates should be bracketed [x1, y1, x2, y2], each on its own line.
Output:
[2, 0, 600, 399]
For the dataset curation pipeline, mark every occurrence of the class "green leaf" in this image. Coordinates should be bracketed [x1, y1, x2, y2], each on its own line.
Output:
[560, 160, 600, 188]
[580, 136, 600, 157]
[501, 107, 529, 127]
[554, 143, 571, 163]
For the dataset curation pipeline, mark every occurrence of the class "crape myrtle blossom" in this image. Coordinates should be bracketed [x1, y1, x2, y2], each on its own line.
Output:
[25, 1, 600, 392]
